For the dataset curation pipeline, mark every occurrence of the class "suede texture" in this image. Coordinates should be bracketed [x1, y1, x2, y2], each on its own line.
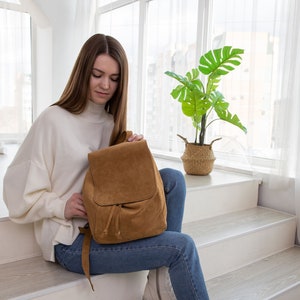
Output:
[82, 139, 167, 244]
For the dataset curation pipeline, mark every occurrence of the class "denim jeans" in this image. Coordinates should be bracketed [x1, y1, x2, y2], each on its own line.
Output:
[55, 168, 209, 299]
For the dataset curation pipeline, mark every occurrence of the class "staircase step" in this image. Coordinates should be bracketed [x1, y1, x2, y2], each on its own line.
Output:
[206, 246, 300, 300]
[0, 256, 147, 300]
[182, 207, 297, 280]
[155, 157, 260, 222]
[0, 219, 41, 264]
[183, 170, 260, 222]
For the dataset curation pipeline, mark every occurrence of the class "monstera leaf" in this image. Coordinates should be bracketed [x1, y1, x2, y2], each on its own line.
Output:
[165, 46, 246, 145]
[199, 46, 244, 94]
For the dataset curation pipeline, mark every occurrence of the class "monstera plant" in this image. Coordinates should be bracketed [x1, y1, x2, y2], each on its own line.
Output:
[165, 46, 247, 175]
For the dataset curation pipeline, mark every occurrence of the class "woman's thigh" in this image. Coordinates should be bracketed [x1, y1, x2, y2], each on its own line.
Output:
[55, 231, 195, 275]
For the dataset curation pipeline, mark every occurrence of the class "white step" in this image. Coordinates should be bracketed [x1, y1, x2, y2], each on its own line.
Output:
[206, 246, 300, 300]
[156, 157, 261, 222]
[0, 256, 147, 300]
[183, 170, 260, 222]
[0, 219, 41, 264]
[183, 206, 297, 280]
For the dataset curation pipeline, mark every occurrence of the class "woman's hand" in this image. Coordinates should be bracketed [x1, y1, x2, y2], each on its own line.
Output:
[127, 133, 144, 142]
[64, 193, 87, 220]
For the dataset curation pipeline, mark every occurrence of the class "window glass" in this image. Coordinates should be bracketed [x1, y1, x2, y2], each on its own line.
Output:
[144, 0, 198, 152]
[97, 2, 139, 131]
[98, 0, 115, 6]
[96, 0, 292, 169]
[0, 8, 31, 217]
[210, 0, 287, 162]
[0, 8, 32, 142]
[3, 0, 21, 4]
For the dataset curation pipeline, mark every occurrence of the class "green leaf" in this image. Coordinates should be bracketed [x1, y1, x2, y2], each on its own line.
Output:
[170, 85, 182, 100]
[217, 110, 248, 133]
[181, 101, 195, 117]
[199, 46, 244, 77]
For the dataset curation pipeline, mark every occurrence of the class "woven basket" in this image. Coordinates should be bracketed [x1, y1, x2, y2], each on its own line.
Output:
[178, 135, 221, 176]
[181, 143, 215, 175]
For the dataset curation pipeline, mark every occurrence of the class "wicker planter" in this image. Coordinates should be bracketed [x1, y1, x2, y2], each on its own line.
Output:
[178, 136, 221, 175]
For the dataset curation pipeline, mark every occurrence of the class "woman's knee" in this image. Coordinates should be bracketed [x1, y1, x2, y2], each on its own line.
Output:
[166, 233, 200, 271]
[178, 233, 197, 250]
[159, 168, 186, 193]
[160, 168, 184, 182]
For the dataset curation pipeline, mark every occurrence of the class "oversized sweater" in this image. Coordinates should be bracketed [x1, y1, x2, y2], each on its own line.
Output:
[3, 101, 114, 262]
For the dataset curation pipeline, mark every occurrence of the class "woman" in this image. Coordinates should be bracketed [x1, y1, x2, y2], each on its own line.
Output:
[3, 34, 209, 299]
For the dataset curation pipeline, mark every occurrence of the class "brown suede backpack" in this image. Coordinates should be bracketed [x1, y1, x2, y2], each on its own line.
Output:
[80, 132, 167, 290]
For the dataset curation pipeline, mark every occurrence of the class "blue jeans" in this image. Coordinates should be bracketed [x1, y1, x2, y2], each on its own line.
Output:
[55, 168, 209, 300]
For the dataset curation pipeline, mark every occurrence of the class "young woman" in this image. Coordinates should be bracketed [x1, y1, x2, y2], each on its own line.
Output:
[3, 34, 209, 299]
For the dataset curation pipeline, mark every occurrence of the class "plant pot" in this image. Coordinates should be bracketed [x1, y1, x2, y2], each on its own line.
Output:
[178, 135, 221, 176]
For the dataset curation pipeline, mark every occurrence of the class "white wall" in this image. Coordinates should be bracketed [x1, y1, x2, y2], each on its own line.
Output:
[258, 175, 295, 216]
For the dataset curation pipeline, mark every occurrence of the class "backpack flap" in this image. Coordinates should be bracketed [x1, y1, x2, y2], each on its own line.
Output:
[88, 140, 157, 206]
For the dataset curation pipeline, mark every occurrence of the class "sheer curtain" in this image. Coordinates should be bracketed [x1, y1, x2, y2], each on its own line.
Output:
[72, 0, 96, 50]
[263, 0, 300, 242]
[0, 2, 31, 217]
[0, 4, 32, 142]
[281, 1, 300, 242]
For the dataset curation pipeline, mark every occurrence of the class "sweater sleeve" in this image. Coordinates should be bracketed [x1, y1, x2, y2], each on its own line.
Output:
[3, 108, 66, 224]
[3, 160, 66, 223]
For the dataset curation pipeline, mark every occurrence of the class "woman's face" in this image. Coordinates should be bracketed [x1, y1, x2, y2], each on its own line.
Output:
[88, 54, 120, 104]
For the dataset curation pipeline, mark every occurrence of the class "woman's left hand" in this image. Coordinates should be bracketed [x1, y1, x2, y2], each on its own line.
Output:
[128, 133, 144, 142]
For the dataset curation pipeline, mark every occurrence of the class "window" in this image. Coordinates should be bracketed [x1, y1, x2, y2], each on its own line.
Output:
[0, 3, 32, 217]
[210, 0, 288, 170]
[98, 1, 140, 131]
[0, 7, 32, 143]
[97, 0, 292, 172]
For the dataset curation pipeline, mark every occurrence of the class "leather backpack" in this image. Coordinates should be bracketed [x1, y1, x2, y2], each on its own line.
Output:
[80, 132, 167, 289]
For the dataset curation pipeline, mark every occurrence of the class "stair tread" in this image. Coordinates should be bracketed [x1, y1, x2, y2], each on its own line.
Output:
[182, 206, 296, 247]
[0, 256, 82, 298]
[184, 169, 260, 191]
[0, 256, 147, 299]
[155, 156, 259, 191]
[206, 246, 300, 300]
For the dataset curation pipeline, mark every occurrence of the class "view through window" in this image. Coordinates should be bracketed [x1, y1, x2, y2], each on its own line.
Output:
[97, 0, 289, 171]
[0, 8, 32, 143]
[0, 7, 32, 217]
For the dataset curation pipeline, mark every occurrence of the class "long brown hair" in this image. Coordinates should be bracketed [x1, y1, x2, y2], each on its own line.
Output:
[53, 34, 128, 145]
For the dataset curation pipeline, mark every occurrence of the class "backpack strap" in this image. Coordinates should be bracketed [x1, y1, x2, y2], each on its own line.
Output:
[79, 225, 94, 291]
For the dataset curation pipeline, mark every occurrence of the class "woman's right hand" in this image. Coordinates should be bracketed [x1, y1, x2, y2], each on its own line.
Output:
[64, 193, 87, 220]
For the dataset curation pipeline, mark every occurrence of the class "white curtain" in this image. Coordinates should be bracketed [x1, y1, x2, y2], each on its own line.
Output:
[72, 0, 96, 52]
[0, 3, 32, 141]
[282, 1, 300, 243]
[265, 0, 300, 242]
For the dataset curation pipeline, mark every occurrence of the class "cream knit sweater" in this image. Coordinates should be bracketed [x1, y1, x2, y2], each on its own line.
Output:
[3, 101, 114, 262]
